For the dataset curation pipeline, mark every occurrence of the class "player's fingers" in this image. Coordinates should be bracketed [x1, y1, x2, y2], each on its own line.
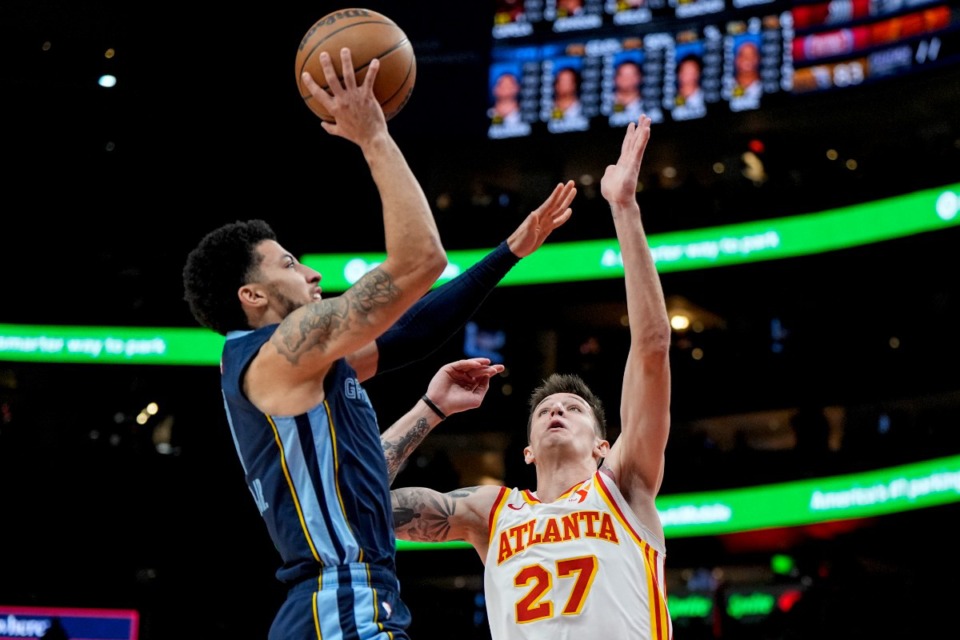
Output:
[464, 357, 493, 368]
[535, 181, 571, 217]
[318, 51, 343, 94]
[551, 207, 573, 227]
[363, 57, 381, 89]
[631, 121, 650, 158]
[556, 181, 577, 212]
[620, 121, 636, 155]
[543, 186, 576, 230]
[302, 71, 333, 108]
[461, 363, 503, 379]
[301, 71, 319, 93]
[462, 373, 496, 392]
[339, 48, 357, 90]
[447, 358, 492, 375]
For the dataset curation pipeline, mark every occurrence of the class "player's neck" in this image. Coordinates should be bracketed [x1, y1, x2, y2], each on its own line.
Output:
[534, 459, 597, 503]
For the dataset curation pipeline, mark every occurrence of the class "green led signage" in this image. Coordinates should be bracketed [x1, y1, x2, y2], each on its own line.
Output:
[396, 453, 960, 550]
[1, 183, 956, 366]
[303, 183, 960, 292]
[667, 594, 713, 619]
[0, 325, 223, 365]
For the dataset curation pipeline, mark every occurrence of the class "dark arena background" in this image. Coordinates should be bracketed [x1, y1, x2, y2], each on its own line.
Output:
[1, 1, 959, 639]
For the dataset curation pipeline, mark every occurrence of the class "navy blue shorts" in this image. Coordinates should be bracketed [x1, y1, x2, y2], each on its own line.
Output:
[269, 563, 412, 640]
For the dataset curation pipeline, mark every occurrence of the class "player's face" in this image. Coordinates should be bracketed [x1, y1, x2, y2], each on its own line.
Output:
[254, 240, 322, 318]
[736, 43, 759, 74]
[526, 392, 601, 462]
[554, 70, 578, 97]
[494, 73, 520, 100]
[678, 60, 701, 96]
[615, 63, 641, 93]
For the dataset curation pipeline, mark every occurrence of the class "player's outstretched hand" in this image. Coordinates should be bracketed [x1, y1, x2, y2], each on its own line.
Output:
[601, 115, 652, 208]
[425, 358, 505, 418]
[507, 180, 577, 258]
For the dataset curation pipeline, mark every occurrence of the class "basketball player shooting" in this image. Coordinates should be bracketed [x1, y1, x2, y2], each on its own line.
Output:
[390, 115, 674, 640]
[184, 35, 578, 640]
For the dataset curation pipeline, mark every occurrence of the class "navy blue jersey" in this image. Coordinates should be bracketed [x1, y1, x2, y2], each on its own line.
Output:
[221, 325, 398, 584]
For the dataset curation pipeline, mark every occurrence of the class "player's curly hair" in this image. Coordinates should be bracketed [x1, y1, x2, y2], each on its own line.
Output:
[182, 219, 277, 336]
[526, 373, 607, 441]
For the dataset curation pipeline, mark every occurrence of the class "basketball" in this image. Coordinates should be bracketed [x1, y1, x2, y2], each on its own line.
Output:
[295, 8, 416, 122]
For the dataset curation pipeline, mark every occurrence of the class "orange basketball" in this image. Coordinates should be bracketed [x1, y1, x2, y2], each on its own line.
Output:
[295, 8, 416, 122]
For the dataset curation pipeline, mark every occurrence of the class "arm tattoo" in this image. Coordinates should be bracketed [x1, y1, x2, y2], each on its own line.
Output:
[345, 267, 401, 315]
[272, 267, 400, 364]
[274, 297, 349, 363]
[383, 417, 431, 485]
[392, 487, 483, 542]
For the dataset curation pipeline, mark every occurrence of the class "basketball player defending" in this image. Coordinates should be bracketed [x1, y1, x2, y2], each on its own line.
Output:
[391, 115, 674, 639]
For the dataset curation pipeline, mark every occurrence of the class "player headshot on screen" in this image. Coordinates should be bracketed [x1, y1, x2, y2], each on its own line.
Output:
[672, 53, 706, 121]
[488, 69, 531, 138]
[557, 0, 585, 17]
[548, 66, 590, 132]
[613, 59, 644, 120]
[489, 71, 523, 126]
[552, 67, 584, 120]
[495, 0, 525, 23]
[731, 39, 762, 109]
[548, 66, 588, 132]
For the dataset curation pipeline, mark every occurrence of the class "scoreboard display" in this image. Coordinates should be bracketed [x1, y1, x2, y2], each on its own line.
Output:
[487, 0, 960, 138]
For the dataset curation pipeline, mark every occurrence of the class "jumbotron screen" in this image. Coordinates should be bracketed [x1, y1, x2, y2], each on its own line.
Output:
[486, 0, 959, 138]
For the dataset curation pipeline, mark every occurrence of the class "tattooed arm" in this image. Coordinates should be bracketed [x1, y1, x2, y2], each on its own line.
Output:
[381, 411, 436, 485]
[392, 484, 502, 560]
[247, 49, 447, 416]
[381, 358, 504, 484]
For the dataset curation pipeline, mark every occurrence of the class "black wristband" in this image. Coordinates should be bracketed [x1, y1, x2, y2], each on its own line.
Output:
[421, 394, 447, 421]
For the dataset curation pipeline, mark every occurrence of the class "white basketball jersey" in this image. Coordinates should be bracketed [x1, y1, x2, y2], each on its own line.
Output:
[483, 471, 672, 640]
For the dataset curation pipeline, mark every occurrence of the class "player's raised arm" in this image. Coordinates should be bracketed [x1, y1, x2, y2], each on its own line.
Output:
[254, 47, 445, 408]
[348, 180, 576, 382]
[383, 357, 505, 559]
[600, 116, 672, 501]
[381, 358, 504, 483]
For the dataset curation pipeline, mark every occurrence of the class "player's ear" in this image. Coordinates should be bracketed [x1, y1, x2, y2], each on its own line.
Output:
[595, 438, 610, 458]
[523, 445, 535, 465]
[238, 284, 267, 308]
